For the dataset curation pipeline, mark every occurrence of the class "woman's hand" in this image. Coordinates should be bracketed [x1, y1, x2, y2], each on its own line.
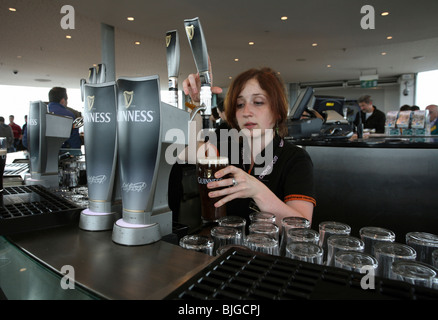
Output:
[182, 73, 223, 104]
[206, 165, 314, 225]
[182, 57, 223, 103]
[206, 165, 264, 207]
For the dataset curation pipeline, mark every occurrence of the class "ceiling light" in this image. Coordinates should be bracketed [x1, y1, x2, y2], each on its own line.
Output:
[386, 36, 393, 40]
[9, 8, 17, 12]
[234, 58, 239, 62]
[65, 35, 72, 39]
[229, 76, 233, 80]
[127, 17, 135, 21]
[381, 52, 387, 55]
[248, 41, 255, 46]
[381, 11, 389, 16]
[312, 43, 318, 47]
[327, 64, 332, 68]
[280, 16, 288, 21]
[134, 41, 141, 45]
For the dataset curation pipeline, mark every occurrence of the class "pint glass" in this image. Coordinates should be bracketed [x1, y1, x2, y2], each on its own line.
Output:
[197, 156, 228, 223]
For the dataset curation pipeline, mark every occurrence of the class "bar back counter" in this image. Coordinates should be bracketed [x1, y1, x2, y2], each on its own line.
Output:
[296, 136, 438, 242]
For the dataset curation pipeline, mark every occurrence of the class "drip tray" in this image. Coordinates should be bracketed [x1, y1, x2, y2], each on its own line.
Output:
[0, 185, 84, 236]
[165, 248, 438, 300]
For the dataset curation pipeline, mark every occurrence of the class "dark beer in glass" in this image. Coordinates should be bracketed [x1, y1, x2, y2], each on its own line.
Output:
[197, 156, 228, 223]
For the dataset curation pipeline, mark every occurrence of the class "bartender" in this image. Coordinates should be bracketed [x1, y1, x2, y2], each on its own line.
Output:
[183, 67, 316, 226]
[353, 95, 386, 133]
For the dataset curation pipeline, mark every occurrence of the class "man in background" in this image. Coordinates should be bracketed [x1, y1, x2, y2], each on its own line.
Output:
[0, 116, 14, 152]
[8, 115, 21, 151]
[48, 87, 82, 148]
[353, 95, 386, 133]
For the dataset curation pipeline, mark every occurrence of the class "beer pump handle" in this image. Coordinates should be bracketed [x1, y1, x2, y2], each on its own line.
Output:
[166, 30, 180, 108]
[184, 17, 212, 127]
[80, 78, 86, 102]
[88, 67, 97, 84]
[97, 63, 106, 84]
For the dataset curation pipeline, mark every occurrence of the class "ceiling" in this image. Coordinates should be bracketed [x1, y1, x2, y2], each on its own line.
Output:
[1, 0, 438, 94]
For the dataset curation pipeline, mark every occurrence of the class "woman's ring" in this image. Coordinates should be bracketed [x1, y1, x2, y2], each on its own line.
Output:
[232, 178, 238, 186]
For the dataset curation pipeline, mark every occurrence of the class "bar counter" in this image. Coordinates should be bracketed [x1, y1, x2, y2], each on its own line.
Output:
[1, 225, 215, 300]
[292, 135, 438, 242]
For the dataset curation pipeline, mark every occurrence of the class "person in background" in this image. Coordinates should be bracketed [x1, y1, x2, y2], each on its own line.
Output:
[426, 104, 438, 135]
[8, 115, 21, 152]
[353, 95, 386, 133]
[47, 87, 82, 148]
[0, 116, 14, 152]
[19, 115, 27, 151]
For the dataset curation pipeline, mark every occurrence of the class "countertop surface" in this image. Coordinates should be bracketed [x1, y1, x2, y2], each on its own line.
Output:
[7, 224, 216, 300]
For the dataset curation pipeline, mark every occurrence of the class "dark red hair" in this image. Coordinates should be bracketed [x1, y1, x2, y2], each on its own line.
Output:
[224, 67, 288, 137]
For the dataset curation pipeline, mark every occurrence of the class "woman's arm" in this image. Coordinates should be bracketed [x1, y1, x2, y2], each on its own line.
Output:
[207, 165, 313, 226]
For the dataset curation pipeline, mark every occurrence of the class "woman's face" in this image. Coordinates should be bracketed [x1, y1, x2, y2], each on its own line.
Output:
[235, 78, 276, 138]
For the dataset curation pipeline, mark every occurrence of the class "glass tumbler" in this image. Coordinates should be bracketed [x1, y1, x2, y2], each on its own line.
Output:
[279, 217, 311, 256]
[179, 235, 214, 256]
[334, 251, 378, 274]
[359, 226, 395, 256]
[405, 232, 438, 265]
[287, 228, 320, 245]
[211, 226, 243, 255]
[245, 233, 279, 256]
[432, 249, 438, 269]
[318, 221, 351, 262]
[326, 235, 365, 267]
[218, 216, 247, 241]
[249, 212, 276, 224]
[374, 242, 416, 279]
[390, 260, 437, 288]
[249, 222, 279, 241]
[286, 242, 323, 265]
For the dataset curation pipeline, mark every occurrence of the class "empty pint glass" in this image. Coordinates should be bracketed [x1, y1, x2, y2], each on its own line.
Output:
[374, 242, 416, 278]
[197, 156, 229, 223]
[359, 226, 395, 256]
[390, 260, 437, 288]
[405, 232, 438, 265]
[318, 221, 351, 263]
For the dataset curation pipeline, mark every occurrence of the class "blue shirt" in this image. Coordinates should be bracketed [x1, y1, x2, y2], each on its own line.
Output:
[48, 102, 81, 148]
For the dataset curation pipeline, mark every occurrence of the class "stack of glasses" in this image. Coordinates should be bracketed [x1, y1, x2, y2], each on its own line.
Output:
[179, 216, 438, 289]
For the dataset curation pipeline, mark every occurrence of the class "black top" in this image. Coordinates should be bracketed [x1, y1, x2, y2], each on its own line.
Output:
[217, 134, 316, 223]
[354, 106, 386, 133]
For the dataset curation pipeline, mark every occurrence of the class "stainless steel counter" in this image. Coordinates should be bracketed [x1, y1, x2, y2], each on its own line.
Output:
[2, 225, 215, 300]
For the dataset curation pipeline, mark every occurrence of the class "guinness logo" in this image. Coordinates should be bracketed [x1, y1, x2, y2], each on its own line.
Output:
[166, 34, 171, 47]
[185, 25, 195, 40]
[87, 95, 95, 111]
[123, 91, 134, 109]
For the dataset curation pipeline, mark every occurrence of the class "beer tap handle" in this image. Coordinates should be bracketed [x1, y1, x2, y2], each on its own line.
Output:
[184, 17, 212, 125]
[166, 30, 180, 108]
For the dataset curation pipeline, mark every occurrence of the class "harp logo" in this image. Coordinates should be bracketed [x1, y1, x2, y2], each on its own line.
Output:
[185, 25, 195, 40]
[87, 95, 95, 111]
[166, 34, 172, 47]
[124, 91, 134, 109]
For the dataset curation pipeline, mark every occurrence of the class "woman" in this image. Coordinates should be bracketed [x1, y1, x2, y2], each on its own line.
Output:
[183, 67, 315, 226]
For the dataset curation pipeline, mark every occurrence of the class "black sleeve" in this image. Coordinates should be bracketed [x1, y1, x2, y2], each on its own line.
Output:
[282, 148, 316, 206]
